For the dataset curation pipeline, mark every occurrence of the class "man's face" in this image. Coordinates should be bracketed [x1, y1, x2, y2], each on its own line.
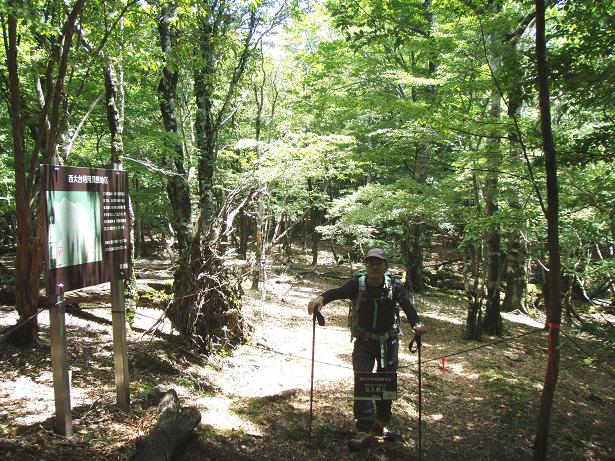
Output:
[365, 257, 387, 279]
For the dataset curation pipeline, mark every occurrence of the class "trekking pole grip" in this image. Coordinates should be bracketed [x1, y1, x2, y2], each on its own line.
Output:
[314, 310, 325, 327]
[409, 334, 422, 352]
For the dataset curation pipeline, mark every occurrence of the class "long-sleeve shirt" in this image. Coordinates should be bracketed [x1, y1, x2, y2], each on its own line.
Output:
[321, 277, 420, 334]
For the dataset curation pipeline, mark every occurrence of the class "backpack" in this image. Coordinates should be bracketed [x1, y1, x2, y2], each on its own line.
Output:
[348, 270, 402, 340]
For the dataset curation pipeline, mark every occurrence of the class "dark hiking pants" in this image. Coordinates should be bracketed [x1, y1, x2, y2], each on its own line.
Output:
[352, 336, 399, 431]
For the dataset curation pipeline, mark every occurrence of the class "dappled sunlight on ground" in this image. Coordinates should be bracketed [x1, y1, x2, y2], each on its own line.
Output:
[0, 376, 56, 426]
[501, 310, 545, 329]
[1, 249, 614, 460]
[192, 394, 263, 435]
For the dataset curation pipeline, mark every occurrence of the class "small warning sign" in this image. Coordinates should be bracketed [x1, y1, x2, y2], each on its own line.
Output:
[354, 372, 397, 400]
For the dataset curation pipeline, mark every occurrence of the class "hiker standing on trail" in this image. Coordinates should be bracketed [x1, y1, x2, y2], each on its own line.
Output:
[307, 248, 426, 445]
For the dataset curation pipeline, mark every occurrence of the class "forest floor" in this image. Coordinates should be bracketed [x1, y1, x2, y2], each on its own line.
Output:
[1, 247, 614, 461]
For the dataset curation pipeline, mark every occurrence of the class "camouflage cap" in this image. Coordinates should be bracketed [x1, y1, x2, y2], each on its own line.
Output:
[365, 248, 388, 262]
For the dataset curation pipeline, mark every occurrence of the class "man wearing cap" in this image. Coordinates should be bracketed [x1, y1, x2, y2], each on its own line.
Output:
[307, 248, 425, 448]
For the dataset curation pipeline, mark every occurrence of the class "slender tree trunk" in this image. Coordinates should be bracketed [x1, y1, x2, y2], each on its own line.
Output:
[5, 0, 85, 346]
[133, 176, 142, 258]
[104, 64, 124, 165]
[593, 243, 615, 305]
[533, 0, 563, 458]
[403, 221, 424, 292]
[482, 30, 503, 336]
[238, 212, 250, 258]
[193, 11, 220, 235]
[194, 70, 218, 235]
[104, 59, 138, 313]
[6, 12, 38, 345]
[251, 198, 265, 289]
[251, 54, 266, 287]
[403, 105, 430, 292]
[402, 0, 436, 293]
[464, 243, 483, 339]
[403, 141, 428, 292]
[502, 71, 527, 313]
[502, 227, 527, 312]
[464, 170, 484, 339]
[170, 4, 258, 351]
[284, 214, 292, 258]
[310, 212, 322, 266]
[157, 3, 193, 258]
[307, 178, 322, 266]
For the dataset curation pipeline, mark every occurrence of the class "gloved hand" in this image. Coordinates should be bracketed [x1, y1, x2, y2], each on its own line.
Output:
[307, 296, 324, 316]
[412, 322, 426, 336]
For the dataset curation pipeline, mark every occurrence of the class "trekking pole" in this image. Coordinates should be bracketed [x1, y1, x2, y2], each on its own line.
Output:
[309, 310, 325, 440]
[409, 335, 423, 461]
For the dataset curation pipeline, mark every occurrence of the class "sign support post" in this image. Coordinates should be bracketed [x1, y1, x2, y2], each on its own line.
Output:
[111, 277, 130, 410]
[111, 163, 130, 410]
[49, 283, 73, 436]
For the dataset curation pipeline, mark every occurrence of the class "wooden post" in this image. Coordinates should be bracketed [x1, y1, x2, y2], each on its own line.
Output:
[111, 162, 130, 410]
[49, 283, 73, 436]
[111, 278, 130, 409]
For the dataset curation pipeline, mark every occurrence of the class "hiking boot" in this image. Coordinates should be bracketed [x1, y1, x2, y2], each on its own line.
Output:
[347, 433, 378, 452]
[355, 420, 372, 432]
[371, 420, 397, 441]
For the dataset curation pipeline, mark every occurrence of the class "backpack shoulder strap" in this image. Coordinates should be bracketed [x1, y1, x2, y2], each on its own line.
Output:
[348, 274, 366, 340]
[358, 273, 366, 297]
[383, 273, 394, 301]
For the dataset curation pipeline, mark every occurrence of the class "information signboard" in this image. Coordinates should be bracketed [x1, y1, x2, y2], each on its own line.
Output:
[354, 372, 398, 400]
[41, 165, 131, 294]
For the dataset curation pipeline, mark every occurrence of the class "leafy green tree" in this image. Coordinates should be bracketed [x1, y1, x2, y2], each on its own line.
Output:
[2, 0, 86, 346]
[533, 1, 562, 458]
[169, 0, 296, 351]
[155, 0, 193, 257]
[326, 0, 440, 291]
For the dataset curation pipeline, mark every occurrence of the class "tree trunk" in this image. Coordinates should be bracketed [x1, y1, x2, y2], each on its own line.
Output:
[169, 225, 245, 352]
[402, 126, 429, 293]
[284, 214, 292, 258]
[482, 30, 503, 337]
[502, 65, 527, 314]
[194, 70, 218, 234]
[5, 0, 85, 346]
[401, 0, 435, 293]
[251, 53, 267, 287]
[251, 198, 265, 289]
[170, 3, 257, 351]
[502, 228, 527, 312]
[238, 211, 250, 258]
[104, 59, 138, 313]
[133, 176, 143, 258]
[307, 178, 322, 266]
[464, 171, 484, 339]
[6, 11, 39, 346]
[104, 63, 124, 165]
[157, 3, 193, 258]
[533, 0, 563, 458]
[403, 221, 424, 292]
[463, 243, 483, 339]
[483, 180, 502, 336]
[310, 213, 322, 266]
[193, 7, 256, 234]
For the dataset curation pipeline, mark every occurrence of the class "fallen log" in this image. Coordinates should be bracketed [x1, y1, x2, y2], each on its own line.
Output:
[263, 388, 301, 402]
[0, 279, 172, 309]
[131, 388, 201, 461]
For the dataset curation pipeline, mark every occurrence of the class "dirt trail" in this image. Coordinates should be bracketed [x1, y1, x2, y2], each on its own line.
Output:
[1, 254, 614, 460]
